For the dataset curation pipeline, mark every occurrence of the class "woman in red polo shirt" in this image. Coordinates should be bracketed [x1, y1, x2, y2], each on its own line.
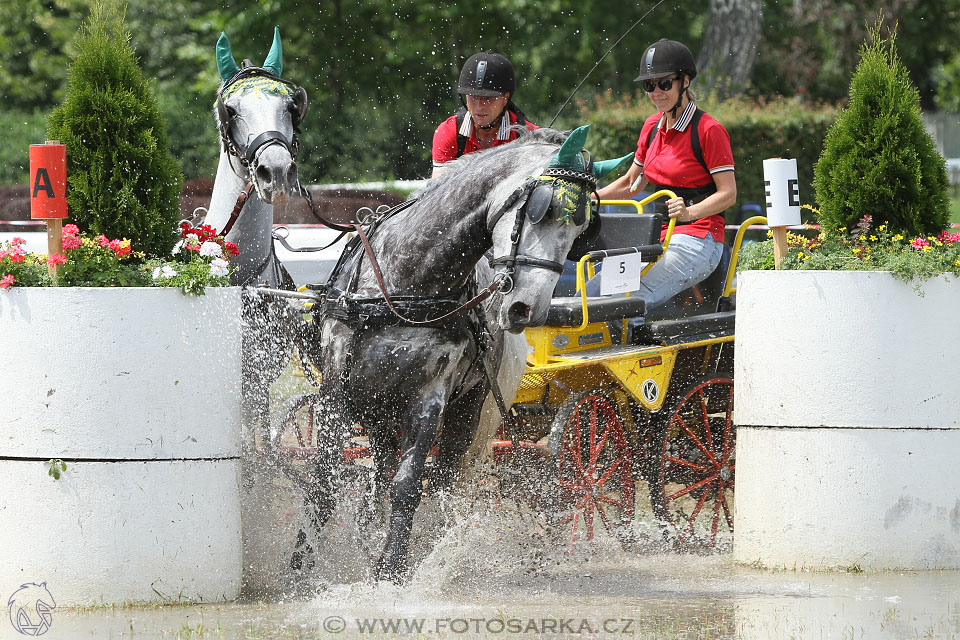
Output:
[431, 51, 537, 178]
[593, 38, 736, 309]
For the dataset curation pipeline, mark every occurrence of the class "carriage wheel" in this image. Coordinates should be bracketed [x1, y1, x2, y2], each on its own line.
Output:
[548, 391, 635, 545]
[648, 374, 735, 550]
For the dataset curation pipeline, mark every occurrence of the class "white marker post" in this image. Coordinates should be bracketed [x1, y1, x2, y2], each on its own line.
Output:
[762, 158, 801, 269]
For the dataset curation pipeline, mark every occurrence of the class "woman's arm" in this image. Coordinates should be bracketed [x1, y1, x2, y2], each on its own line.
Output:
[596, 162, 646, 201]
[666, 170, 736, 222]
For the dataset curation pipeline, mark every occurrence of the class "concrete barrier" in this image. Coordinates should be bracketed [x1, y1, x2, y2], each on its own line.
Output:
[0, 287, 243, 604]
[733, 270, 960, 570]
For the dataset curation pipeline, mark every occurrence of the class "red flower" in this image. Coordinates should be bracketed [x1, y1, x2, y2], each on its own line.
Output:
[62, 235, 81, 251]
[223, 241, 240, 257]
[95, 234, 109, 247]
[48, 253, 67, 267]
[63, 224, 80, 237]
[0, 274, 14, 289]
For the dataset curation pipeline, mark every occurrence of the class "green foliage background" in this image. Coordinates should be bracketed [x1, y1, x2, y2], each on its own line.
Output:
[814, 24, 950, 238]
[1, 0, 959, 194]
[46, 2, 183, 257]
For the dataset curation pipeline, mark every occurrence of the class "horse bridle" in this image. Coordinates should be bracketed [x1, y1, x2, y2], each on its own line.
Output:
[216, 64, 307, 181]
[488, 151, 599, 293]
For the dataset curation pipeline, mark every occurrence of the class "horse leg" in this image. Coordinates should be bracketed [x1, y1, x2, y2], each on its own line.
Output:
[290, 391, 348, 572]
[374, 394, 446, 583]
[430, 381, 488, 493]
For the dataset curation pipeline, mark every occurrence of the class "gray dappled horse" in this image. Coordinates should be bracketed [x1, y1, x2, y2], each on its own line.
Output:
[301, 126, 631, 582]
[201, 29, 310, 445]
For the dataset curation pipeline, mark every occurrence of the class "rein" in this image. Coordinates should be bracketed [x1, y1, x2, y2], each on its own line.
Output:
[350, 221, 504, 327]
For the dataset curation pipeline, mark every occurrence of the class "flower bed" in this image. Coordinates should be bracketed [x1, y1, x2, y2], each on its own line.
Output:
[0, 222, 238, 293]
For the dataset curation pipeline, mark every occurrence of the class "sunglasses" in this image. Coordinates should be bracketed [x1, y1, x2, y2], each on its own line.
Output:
[641, 75, 680, 93]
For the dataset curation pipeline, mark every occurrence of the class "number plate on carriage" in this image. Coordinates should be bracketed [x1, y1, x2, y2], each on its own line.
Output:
[600, 252, 646, 295]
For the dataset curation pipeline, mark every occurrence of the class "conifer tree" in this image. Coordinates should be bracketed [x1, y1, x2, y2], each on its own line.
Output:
[813, 20, 949, 238]
[47, 0, 182, 257]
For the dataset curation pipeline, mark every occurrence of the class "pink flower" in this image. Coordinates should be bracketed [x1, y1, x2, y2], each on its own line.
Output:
[11, 237, 25, 246]
[910, 237, 930, 250]
[62, 235, 81, 251]
[0, 274, 14, 289]
[7, 246, 26, 263]
[95, 234, 109, 247]
[938, 230, 960, 244]
[48, 253, 67, 267]
[109, 239, 131, 258]
[62, 224, 80, 237]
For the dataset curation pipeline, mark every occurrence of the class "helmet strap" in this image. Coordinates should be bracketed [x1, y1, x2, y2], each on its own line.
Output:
[668, 76, 689, 119]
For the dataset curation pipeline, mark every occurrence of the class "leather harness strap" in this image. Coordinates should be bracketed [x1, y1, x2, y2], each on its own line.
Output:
[219, 181, 254, 237]
[351, 221, 501, 327]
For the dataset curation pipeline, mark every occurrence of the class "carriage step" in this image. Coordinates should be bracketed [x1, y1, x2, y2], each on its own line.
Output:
[632, 310, 736, 344]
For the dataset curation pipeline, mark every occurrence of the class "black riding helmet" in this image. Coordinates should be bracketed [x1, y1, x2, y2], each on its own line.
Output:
[635, 39, 696, 117]
[458, 51, 516, 97]
[634, 38, 697, 81]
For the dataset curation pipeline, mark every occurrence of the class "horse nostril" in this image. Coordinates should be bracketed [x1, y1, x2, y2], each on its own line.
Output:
[255, 164, 272, 186]
[507, 301, 532, 326]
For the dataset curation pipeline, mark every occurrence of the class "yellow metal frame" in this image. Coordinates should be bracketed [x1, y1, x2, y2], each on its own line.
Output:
[573, 190, 677, 330]
[517, 213, 766, 412]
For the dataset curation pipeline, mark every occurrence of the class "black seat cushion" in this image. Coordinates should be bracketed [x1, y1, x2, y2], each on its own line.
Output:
[545, 295, 646, 327]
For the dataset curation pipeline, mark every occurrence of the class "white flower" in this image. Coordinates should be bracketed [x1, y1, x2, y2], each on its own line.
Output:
[209, 258, 229, 278]
[199, 241, 222, 258]
[154, 265, 179, 279]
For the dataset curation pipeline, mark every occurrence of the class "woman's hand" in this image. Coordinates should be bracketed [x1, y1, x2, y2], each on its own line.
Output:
[666, 196, 690, 221]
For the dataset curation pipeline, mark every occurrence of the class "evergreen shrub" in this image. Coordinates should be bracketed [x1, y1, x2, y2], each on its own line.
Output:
[576, 92, 838, 221]
[46, 0, 182, 258]
[813, 21, 949, 238]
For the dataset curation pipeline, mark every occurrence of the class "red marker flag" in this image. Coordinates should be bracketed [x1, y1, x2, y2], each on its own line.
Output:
[30, 143, 68, 220]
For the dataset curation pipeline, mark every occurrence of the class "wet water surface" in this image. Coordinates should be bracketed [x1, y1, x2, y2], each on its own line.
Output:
[43, 487, 960, 640]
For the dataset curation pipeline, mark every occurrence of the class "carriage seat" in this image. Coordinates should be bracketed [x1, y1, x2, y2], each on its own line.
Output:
[544, 295, 646, 327]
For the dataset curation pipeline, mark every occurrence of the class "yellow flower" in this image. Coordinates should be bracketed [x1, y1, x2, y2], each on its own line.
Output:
[859, 235, 866, 242]
[864, 255, 870, 262]
[869, 235, 878, 241]
[922, 246, 932, 252]
[892, 234, 904, 242]
[879, 224, 887, 231]
[797, 252, 805, 259]
[852, 247, 862, 254]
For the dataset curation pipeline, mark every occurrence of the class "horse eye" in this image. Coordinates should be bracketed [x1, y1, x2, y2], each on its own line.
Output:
[225, 106, 238, 118]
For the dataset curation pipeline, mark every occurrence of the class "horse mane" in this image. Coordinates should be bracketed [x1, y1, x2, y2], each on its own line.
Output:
[417, 127, 569, 199]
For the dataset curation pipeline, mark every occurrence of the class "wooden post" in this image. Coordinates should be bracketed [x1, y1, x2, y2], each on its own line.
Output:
[772, 226, 788, 270]
[29, 140, 68, 276]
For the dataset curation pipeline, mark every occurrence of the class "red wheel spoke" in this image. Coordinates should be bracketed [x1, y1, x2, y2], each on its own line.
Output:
[698, 389, 715, 453]
[666, 472, 718, 503]
[710, 489, 722, 543]
[721, 386, 734, 460]
[596, 493, 632, 508]
[595, 456, 624, 488]
[718, 485, 734, 531]
[584, 501, 595, 539]
[674, 414, 719, 467]
[664, 455, 711, 474]
[684, 486, 710, 533]
[588, 401, 599, 473]
[592, 421, 612, 469]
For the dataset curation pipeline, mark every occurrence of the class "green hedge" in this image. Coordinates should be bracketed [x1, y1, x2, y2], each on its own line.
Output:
[0, 109, 48, 185]
[576, 93, 839, 222]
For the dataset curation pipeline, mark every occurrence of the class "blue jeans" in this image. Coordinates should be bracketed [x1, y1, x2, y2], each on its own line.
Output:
[585, 233, 724, 311]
